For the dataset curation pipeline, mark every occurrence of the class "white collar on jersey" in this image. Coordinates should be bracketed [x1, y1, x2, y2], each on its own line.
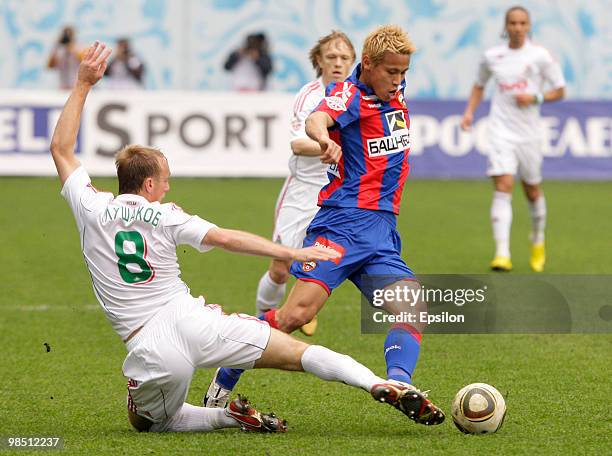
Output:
[114, 193, 151, 205]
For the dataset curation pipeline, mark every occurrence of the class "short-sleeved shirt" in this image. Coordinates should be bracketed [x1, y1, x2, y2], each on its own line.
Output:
[476, 40, 566, 142]
[61, 166, 217, 340]
[313, 64, 411, 215]
[288, 78, 330, 186]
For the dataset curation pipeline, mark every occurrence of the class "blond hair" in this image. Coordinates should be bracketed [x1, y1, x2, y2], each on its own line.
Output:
[309, 30, 356, 77]
[115, 145, 166, 194]
[362, 25, 415, 64]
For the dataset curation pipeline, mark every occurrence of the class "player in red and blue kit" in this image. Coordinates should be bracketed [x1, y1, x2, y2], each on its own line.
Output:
[208, 26, 444, 426]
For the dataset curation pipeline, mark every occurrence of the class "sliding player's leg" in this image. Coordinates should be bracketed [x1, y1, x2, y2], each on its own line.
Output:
[257, 327, 444, 425]
[204, 280, 328, 407]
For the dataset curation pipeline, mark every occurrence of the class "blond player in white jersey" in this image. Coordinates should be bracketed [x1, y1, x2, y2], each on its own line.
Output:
[255, 31, 355, 334]
[461, 5, 565, 272]
[50, 41, 442, 434]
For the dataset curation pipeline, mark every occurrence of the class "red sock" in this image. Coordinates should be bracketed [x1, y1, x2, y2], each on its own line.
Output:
[263, 309, 279, 329]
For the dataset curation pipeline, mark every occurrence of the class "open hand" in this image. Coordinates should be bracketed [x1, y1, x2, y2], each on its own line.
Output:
[77, 41, 112, 87]
[292, 245, 341, 263]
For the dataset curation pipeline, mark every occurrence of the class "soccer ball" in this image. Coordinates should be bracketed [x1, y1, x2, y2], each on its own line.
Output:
[451, 383, 507, 434]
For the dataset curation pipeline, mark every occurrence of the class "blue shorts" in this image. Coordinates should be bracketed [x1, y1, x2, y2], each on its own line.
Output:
[290, 206, 414, 295]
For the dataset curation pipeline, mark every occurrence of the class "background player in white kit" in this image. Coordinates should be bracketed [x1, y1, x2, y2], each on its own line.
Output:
[461, 6, 565, 272]
[255, 31, 355, 335]
[51, 40, 440, 434]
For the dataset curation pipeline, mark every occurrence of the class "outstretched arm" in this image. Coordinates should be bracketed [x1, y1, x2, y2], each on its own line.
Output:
[49, 41, 112, 185]
[290, 138, 323, 156]
[203, 227, 340, 263]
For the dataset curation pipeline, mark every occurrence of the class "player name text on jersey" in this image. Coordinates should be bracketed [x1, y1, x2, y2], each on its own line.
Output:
[102, 205, 162, 227]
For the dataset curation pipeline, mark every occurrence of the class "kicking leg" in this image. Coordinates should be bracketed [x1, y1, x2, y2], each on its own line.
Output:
[378, 280, 424, 385]
[367, 279, 444, 425]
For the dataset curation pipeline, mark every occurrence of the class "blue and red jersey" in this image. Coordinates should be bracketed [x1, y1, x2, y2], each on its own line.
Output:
[314, 64, 411, 215]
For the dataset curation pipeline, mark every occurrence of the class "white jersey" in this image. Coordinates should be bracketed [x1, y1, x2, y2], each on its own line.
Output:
[476, 40, 565, 142]
[288, 78, 330, 186]
[61, 166, 217, 340]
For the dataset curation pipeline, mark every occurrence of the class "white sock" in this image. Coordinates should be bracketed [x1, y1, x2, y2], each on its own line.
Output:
[149, 403, 239, 432]
[491, 191, 513, 257]
[528, 195, 546, 244]
[255, 271, 286, 316]
[301, 345, 384, 392]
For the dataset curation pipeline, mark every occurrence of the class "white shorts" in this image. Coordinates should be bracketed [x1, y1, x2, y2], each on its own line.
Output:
[273, 176, 321, 249]
[486, 136, 543, 185]
[123, 295, 270, 423]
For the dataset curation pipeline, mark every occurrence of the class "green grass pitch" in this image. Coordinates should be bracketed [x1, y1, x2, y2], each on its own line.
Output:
[1, 176, 610, 455]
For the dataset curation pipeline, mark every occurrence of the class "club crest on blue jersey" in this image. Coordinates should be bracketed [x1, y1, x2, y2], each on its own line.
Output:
[302, 261, 317, 272]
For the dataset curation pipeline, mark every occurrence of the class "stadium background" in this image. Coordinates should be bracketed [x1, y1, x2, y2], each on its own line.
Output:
[1, 0, 611, 178]
[1, 1, 610, 454]
[2, 0, 610, 96]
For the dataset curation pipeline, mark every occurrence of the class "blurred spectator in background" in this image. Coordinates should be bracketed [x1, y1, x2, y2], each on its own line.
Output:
[47, 26, 83, 89]
[105, 38, 145, 89]
[224, 33, 272, 91]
